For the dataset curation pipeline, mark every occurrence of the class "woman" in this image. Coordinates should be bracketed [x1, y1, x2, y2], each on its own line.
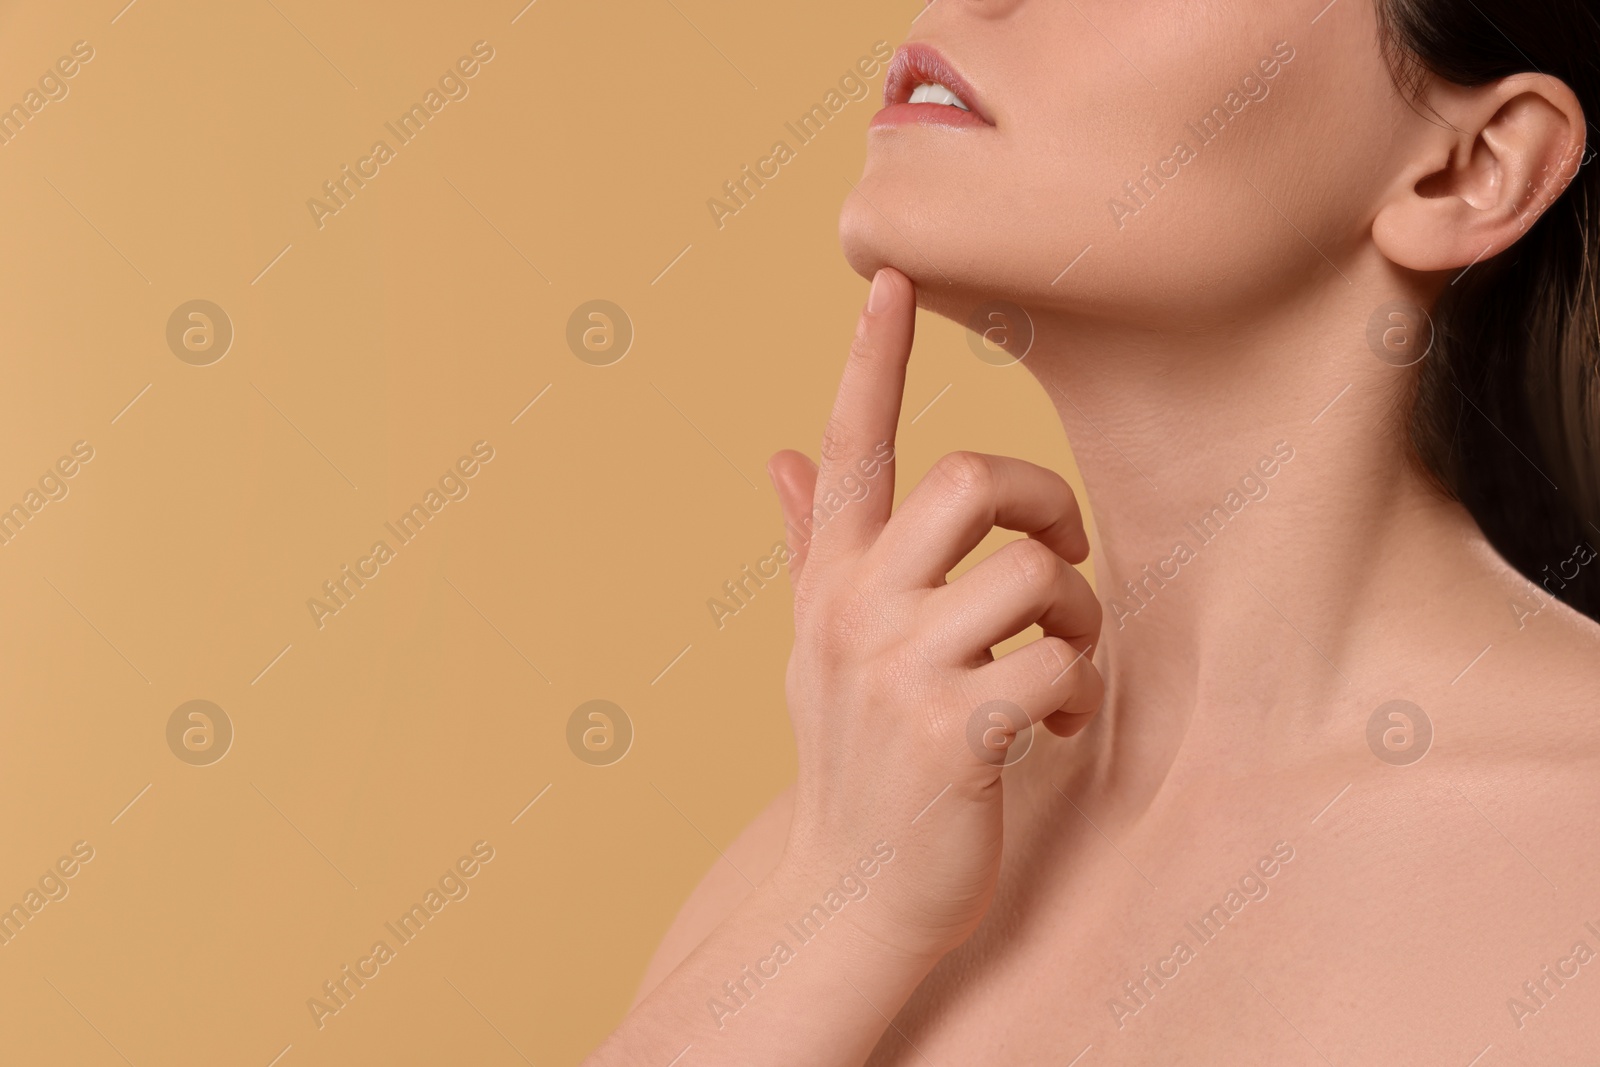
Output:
[591, 0, 1600, 1062]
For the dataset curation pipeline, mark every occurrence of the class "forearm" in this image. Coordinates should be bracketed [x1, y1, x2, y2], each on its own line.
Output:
[586, 865, 939, 1067]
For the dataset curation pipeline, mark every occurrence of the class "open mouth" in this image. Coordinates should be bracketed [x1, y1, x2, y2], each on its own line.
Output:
[875, 43, 994, 129]
[908, 82, 972, 111]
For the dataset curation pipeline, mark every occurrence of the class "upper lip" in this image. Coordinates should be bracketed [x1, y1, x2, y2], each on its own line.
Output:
[883, 43, 995, 125]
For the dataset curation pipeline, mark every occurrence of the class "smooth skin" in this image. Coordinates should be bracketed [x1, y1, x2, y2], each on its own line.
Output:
[588, 1, 1600, 1063]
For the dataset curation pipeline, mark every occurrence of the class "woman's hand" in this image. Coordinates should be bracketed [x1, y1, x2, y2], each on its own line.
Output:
[584, 268, 1104, 1067]
[766, 267, 1105, 965]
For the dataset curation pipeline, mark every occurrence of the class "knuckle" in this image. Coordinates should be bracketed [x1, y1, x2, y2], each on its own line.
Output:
[1043, 466, 1075, 502]
[836, 594, 883, 642]
[931, 450, 993, 502]
[790, 574, 823, 619]
[1057, 484, 1085, 525]
[818, 422, 855, 469]
[807, 580, 886, 650]
[1058, 659, 1105, 717]
[1032, 635, 1075, 676]
[1005, 538, 1061, 592]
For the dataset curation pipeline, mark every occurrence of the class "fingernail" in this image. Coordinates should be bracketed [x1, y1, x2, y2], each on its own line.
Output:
[867, 269, 890, 314]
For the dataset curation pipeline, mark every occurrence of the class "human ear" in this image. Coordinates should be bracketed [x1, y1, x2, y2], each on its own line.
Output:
[1372, 73, 1587, 273]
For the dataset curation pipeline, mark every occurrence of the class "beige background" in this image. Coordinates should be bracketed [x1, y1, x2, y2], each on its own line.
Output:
[0, 1, 1088, 1062]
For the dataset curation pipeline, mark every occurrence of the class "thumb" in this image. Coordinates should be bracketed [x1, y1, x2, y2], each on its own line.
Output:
[767, 450, 819, 583]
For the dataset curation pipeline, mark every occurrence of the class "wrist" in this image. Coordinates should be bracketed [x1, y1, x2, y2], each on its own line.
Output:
[763, 841, 949, 974]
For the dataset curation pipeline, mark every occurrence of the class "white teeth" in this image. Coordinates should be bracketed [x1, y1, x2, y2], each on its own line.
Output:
[908, 82, 970, 111]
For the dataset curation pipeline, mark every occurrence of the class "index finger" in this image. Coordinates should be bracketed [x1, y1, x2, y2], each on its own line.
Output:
[805, 267, 916, 569]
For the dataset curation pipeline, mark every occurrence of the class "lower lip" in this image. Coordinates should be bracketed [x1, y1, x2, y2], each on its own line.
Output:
[870, 102, 991, 130]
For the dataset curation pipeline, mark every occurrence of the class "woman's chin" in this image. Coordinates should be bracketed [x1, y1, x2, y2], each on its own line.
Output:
[839, 208, 948, 302]
[839, 195, 1021, 306]
[836, 190, 950, 285]
[837, 202, 890, 283]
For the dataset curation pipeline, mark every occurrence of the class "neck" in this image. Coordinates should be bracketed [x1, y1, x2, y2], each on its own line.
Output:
[1015, 270, 1492, 794]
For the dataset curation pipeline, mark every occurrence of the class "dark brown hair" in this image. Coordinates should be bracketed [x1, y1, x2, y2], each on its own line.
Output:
[1378, 0, 1600, 617]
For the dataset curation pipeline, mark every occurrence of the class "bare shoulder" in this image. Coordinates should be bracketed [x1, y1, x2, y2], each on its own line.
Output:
[631, 783, 796, 1006]
[1442, 593, 1600, 820]
[1480, 593, 1600, 749]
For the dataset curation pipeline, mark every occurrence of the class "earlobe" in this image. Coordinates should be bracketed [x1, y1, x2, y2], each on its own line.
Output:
[1372, 73, 1587, 274]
